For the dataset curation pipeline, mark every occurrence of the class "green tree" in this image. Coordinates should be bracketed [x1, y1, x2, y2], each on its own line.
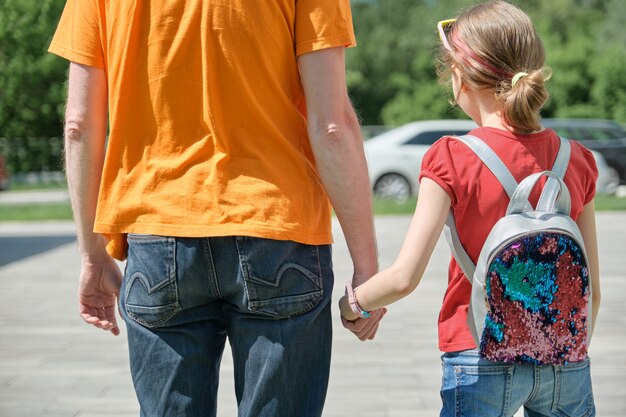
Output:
[0, 0, 67, 138]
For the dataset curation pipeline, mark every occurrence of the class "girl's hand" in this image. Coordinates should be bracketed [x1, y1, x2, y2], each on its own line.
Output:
[340, 292, 387, 341]
[340, 307, 387, 341]
[339, 294, 359, 321]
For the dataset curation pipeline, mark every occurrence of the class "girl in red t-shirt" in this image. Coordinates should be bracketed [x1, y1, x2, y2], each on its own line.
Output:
[340, 1, 600, 416]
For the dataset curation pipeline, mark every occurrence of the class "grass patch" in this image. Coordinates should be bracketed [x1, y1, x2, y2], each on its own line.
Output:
[374, 195, 626, 215]
[593, 194, 626, 211]
[374, 197, 417, 215]
[0, 194, 623, 222]
[0, 202, 73, 221]
[8, 182, 68, 192]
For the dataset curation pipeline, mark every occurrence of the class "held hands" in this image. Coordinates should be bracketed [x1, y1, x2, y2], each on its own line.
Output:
[339, 282, 387, 341]
[78, 254, 123, 336]
[340, 304, 387, 341]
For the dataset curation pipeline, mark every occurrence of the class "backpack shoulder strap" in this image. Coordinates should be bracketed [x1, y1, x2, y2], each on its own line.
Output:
[454, 135, 519, 198]
[443, 212, 476, 281]
[537, 137, 571, 212]
[444, 134, 528, 282]
[551, 136, 571, 177]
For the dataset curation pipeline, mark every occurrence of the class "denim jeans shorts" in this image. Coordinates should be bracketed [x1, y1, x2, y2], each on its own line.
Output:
[440, 349, 595, 417]
[119, 235, 334, 417]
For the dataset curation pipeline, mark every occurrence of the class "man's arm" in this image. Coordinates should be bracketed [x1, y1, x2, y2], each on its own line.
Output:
[65, 62, 122, 335]
[298, 47, 377, 284]
[298, 47, 383, 340]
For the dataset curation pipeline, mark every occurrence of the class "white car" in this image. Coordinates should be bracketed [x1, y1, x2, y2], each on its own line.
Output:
[365, 119, 619, 202]
[593, 150, 620, 195]
[365, 120, 476, 201]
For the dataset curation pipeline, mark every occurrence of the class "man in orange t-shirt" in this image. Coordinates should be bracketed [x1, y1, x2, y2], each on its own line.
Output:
[49, 1, 385, 416]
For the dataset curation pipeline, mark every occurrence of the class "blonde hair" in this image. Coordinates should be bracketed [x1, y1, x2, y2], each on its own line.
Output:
[437, 1, 551, 133]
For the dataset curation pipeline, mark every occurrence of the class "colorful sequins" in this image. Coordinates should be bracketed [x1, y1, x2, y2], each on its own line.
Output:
[481, 232, 589, 365]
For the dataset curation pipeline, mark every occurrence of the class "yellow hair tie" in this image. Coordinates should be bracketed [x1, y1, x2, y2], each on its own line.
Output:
[511, 72, 528, 87]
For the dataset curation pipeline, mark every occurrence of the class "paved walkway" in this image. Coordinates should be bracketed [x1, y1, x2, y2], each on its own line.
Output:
[0, 189, 69, 205]
[0, 214, 624, 417]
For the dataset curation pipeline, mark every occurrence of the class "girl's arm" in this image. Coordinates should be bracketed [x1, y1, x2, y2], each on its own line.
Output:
[577, 200, 600, 335]
[340, 178, 451, 320]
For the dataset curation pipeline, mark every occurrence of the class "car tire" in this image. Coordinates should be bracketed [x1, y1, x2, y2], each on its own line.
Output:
[373, 173, 412, 202]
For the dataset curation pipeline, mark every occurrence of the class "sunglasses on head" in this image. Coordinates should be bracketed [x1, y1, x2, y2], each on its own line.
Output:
[436, 18, 510, 78]
[437, 19, 457, 52]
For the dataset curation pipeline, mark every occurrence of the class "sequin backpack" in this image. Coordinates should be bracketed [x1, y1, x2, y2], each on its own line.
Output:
[444, 135, 592, 365]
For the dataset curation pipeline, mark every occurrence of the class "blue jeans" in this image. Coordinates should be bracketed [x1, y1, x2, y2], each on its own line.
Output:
[119, 235, 334, 417]
[440, 349, 595, 417]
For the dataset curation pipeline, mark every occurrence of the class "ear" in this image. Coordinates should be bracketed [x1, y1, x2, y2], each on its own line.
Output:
[451, 66, 468, 91]
[451, 66, 461, 82]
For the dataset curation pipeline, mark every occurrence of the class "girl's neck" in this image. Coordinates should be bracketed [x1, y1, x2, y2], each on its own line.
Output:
[470, 89, 541, 135]
[478, 113, 509, 131]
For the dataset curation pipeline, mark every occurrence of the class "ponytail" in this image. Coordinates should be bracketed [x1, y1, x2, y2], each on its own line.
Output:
[497, 68, 552, 133]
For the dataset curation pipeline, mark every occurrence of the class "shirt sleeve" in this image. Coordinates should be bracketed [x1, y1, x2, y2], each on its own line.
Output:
[419, 137, 463, 206]
[48, 0, 105, 68]
[295, 0, 356, 56]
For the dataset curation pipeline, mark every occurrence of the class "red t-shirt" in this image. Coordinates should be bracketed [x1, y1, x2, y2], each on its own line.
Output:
[419, 127, 598, 352]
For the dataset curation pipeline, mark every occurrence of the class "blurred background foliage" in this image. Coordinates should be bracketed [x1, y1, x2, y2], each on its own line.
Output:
[0, 0, 625, 173]
[0, 0, 66, 139]
[347, 0, 626, 125]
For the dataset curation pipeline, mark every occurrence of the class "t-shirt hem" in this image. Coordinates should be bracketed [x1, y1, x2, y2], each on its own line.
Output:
[419, 170, 457, 205]
[94, 222, 333, 245]
[48, 42, 105, 69]
[439, 340, 476, 353]
[296, 35, 356, 57]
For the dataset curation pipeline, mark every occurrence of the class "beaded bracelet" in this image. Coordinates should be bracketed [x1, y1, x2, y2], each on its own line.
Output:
[346, 281, 371, 319]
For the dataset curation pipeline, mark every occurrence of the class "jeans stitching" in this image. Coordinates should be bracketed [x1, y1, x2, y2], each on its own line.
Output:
[235, 236, 252, 308]
[501, 366, 513, 416]
[171, 236, 179, 306]
[314, 245, 324, 299]
[203, 238, 222, 299]
[526, 365, 541, 404]
[246, 263, 319, 287]
[454, 366, 461, 417]
[552, 366, 561, 415]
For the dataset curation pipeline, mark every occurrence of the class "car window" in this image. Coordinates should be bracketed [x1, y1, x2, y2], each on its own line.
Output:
[580, 128, 623, 140]
[546, 123, 626, 141]
[404, 130, 470, 145]
[550, 127, 575, 139]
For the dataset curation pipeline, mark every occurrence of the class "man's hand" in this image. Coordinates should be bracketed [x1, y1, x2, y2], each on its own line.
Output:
[340, 307, 387, 341]
[78, 254, 123, 336]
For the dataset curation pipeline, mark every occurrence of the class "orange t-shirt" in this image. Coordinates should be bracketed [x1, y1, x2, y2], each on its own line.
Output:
[49, 0, 356, 260]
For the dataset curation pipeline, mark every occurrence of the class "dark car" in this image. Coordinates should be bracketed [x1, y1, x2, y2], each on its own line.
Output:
[0, 154, 9, 191]
[543, 118, 626, 184]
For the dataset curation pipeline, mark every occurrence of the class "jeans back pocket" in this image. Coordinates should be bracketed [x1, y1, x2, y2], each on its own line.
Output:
[553, 359, 595, 417]
[122, 234, 181, 328]
[236, 237, 328, 319]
